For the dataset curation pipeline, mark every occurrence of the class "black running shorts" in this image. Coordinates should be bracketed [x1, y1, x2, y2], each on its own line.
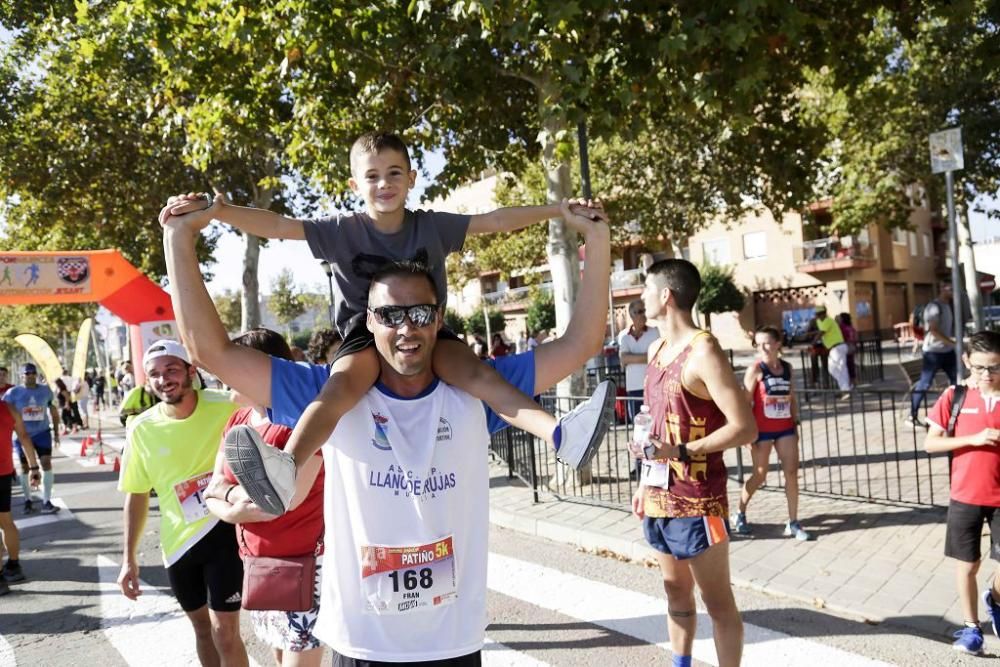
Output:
[165, 521, 244, 612]
[0, 473, 12, 513]
[333, 650, 481, 667]
[945, 499, 1000, 563]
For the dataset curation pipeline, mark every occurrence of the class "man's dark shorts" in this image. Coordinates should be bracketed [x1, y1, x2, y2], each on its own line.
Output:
[14, 430, 52, 460]
[333, 312, 462, 363]
[166, 521, 244, 612]
[0, 473, 13, 513]
[333, 651, 481, 667]
[945, 499, 1000, 563]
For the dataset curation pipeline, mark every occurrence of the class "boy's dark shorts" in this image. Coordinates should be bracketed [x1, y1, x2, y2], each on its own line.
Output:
[945, 499, 1000, 563]
[333, 312, 462, 363]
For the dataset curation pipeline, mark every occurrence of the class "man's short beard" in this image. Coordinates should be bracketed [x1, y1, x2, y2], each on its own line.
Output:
[158, 374, 193, 404]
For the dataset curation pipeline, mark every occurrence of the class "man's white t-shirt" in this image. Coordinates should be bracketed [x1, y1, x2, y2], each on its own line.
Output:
[269, 355, 535, 662]
[617, 326, 660, 391]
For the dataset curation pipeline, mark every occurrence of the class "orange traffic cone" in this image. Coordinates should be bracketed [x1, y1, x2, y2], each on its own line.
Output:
[79, 440, 88, 456]
[112, 456, 121, 473]
[98, 447, 106, 465]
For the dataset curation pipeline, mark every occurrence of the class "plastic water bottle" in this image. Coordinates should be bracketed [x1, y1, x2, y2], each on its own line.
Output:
[633, 404, 653, 447]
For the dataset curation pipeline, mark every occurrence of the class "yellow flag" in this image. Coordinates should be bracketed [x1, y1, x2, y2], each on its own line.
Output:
[14, 334, 63, 385]
[72, 317, 93, 382]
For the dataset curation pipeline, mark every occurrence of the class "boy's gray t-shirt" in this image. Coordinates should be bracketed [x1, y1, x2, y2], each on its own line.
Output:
[302, 209, 470, 334]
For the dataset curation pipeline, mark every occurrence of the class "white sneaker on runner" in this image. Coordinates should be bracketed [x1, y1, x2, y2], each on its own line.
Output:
[224, 425, 297, 516]
[554, 380, 616, 470]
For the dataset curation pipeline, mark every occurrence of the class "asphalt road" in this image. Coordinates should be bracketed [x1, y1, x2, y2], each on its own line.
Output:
[0, 439, 989, 666]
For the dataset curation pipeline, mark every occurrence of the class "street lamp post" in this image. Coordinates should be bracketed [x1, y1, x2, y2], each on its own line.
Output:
[929, 127, 966, 375]
[319, 260, 335, 327]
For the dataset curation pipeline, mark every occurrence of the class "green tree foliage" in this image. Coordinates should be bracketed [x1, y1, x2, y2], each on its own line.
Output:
[268, 269, 305, 336]
[802, 2, 998, 232]
[526, 290, 556, 335]
[464, 308, 506, 338]
[212, 290, 243, 335]
[697, 264, 747, 331]
[443, 308, 466, 336]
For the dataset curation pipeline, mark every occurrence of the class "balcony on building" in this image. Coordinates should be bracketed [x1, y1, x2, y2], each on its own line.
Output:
[793, 234, 877, 274]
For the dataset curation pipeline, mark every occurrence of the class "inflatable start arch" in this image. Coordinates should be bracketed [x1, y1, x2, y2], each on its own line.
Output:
[0, 250, 178, 380]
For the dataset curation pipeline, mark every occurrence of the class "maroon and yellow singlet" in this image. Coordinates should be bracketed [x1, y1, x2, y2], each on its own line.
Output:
[642, 331, 729, 519]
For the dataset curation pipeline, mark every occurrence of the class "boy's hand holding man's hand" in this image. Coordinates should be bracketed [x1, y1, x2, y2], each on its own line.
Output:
[158, 192, 223, 231]
[560, 198, 609, 235]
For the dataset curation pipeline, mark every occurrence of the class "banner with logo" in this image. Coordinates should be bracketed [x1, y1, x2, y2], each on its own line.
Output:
[0, 254, 92, 297]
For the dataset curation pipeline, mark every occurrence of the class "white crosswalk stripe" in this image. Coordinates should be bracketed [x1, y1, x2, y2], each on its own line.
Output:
[482, 637, 550, 666]
[487, 552, 893, 667]
[13, 497, 73, 530]
[95, 555, 263, 667]
[0, 633, 16, 667]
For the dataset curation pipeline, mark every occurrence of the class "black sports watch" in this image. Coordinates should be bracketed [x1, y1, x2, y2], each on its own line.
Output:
[677, 443, 691, 462]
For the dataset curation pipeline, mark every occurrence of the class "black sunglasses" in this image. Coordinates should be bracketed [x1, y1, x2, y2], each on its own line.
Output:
[368, 304, 439, 328]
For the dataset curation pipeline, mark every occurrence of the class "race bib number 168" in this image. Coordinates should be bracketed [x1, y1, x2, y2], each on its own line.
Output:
[360, 536, 458, 615]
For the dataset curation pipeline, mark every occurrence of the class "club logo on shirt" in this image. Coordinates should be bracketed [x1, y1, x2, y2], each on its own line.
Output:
[436, 417, 452, 443]
[369, 464, 457, 499]
[371, 411, 391, 451]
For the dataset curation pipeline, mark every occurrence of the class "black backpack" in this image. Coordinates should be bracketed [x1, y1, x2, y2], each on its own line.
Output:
[911, 303, 926, 327]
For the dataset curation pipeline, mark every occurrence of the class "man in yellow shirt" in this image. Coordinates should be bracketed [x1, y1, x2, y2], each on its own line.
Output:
[812, 306, 851, 392]
[116, 340, 248, 666]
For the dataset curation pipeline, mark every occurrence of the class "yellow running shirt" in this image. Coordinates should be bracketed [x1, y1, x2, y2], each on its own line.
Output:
[119, 389, 237, 566]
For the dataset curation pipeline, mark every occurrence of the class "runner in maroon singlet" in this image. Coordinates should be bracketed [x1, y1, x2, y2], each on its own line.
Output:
[629, 259, 757, 667]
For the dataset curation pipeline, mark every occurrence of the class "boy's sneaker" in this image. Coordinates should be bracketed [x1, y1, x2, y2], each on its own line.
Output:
[732, 512, 751, 535]
[40, 500, 60, 514]
[903, 415, 925, 430]
[784, 520, 811, 541]
[554, 380, 616, 470]
[22, 499, 34, 514]
[983, 588, 1000, 639]
[1, 562, 24, 583]
[952, 626, 984, 655]
[225, 425, 296, 516]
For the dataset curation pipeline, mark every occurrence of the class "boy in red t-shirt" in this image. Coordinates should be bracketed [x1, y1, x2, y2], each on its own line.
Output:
[925, 331, 1000, 655]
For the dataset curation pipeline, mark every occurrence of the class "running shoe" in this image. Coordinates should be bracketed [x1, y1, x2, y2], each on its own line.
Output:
[40, 500, 60, 514]
[784, 520, 811, 541]
[22, 499, 34, 514]
[903, 415, 926, 430]
[1, 562, 24, 583]
[554, 380, 616, 470]
[952, 626, 984, 655]
[225, 425, 296, 516]
[732, 512, 752, 535]
[983, 588, 1000, 639]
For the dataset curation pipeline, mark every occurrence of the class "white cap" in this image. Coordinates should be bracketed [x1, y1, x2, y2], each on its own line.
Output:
[143, 339, 191, 366]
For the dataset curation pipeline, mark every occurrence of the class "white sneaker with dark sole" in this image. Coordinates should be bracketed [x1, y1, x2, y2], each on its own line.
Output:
[555, 379, 616, 470]
[224, 425, 296, 516]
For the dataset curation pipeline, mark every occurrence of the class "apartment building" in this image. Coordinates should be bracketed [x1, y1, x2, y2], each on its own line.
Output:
[687, 201, 946, 348]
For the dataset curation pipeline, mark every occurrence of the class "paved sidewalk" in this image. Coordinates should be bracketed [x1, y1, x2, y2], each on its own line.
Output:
[488, 461, 994, 645]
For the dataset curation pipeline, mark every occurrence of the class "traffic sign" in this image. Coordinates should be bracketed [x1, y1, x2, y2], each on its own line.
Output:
[929, 127, 964, 173]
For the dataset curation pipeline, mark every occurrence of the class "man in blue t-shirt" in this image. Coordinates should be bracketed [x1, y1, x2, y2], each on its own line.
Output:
[3, 364, 61, 514]
[162, 198, 612, 663]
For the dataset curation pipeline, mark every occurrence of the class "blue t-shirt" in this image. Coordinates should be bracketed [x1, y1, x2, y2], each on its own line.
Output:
[269, 353, 536, 434]
[3, 385, 55, 436]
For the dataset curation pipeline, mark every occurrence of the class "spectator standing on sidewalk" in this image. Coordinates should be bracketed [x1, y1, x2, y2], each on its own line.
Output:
[907, 283, 958, 429]
[810, 306, 851, 393]
[0, 367, 12, 396]
[617, 299, 660, 423]
[924, 330, 1000, 655]
[73, 375, 90, 429]
[837, 312, 859, 385]
[732, 325, 809, 541]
